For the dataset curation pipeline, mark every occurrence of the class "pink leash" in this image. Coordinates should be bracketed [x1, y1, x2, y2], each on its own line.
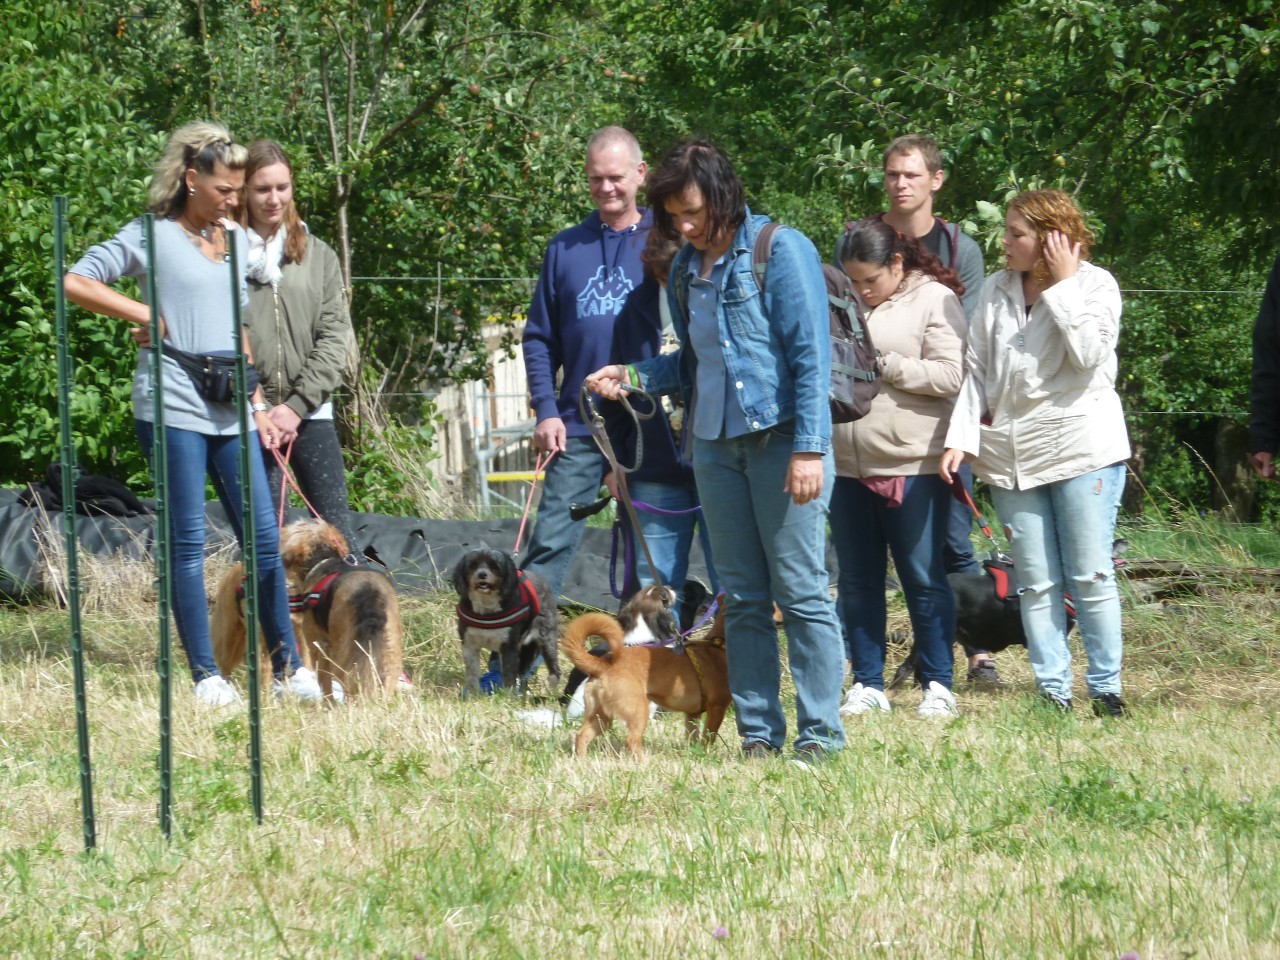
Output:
[512, 449, 555, 558]
[271, 442, 325, 527]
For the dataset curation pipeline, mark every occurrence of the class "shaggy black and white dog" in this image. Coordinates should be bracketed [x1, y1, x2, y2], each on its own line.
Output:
[451, 547, 560, 695]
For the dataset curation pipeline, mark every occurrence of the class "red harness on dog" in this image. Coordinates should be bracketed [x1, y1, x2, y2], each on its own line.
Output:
[984, 560, 1014, 601]
[984, 558, 1077, 619]
[238, 569, 346, 631]
[290, 571, 342, 619]
[456, 569, 542, 629]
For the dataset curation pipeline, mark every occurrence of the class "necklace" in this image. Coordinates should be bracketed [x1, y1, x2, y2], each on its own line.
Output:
[174, 215, 228, 261]
[178, 215, 219, 240]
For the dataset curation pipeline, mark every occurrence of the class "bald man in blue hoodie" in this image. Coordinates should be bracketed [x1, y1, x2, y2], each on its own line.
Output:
[519, 126, 652, 602]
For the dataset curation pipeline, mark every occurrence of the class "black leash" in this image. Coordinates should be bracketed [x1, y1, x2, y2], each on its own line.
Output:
[579, 382, 664, 593]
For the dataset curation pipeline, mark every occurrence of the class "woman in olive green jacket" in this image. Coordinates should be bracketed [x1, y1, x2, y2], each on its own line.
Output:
[241, 139, 358, 549]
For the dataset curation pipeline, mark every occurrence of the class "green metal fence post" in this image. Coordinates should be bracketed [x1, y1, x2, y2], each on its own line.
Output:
[227, 237, 265, 823]
[54, 195, 97, 853]
[142, 213, 174, 838]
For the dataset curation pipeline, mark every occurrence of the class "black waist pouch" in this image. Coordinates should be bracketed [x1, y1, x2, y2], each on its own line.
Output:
[160, 343, 260, 403]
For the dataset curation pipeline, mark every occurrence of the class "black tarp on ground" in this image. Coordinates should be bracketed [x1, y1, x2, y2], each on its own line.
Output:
[0, 488, 725, 610]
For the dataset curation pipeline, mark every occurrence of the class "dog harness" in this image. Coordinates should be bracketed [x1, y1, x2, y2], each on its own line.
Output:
[983, 557, 1077, 619]
[456, 569, 542, 630]
[984, 558, 1015, 602]
[290, 571, 343, 631]
[238, 555, 361, 633]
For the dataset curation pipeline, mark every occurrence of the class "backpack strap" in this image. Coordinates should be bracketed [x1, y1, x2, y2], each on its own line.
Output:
[936, 216, 959, 269]
[751, 222, 782, 295]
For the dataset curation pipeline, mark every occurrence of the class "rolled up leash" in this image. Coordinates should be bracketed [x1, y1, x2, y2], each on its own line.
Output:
[579, 382, 663, 594]
[569, 493, 613, 522]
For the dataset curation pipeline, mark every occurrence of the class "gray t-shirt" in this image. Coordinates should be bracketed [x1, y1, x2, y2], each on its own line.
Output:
[70, 217, 252, 436]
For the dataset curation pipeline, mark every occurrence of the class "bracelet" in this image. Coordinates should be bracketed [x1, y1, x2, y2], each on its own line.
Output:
[626, 364, 640, 388]
[250, 401, 269, 414]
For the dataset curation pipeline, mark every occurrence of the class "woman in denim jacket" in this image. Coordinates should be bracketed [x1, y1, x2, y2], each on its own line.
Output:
[587, 140, 845, 764]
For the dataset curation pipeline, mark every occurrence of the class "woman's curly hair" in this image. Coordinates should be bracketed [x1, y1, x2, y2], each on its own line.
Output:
[1008, 189, 1095, 283]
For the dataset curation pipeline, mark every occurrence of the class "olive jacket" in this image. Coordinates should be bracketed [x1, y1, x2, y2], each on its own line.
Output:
[245, 233, 352, 419]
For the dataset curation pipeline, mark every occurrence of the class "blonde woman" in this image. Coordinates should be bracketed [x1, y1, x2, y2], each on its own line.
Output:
[940, 189, 1129, 716]
[64, 122, 321, 707]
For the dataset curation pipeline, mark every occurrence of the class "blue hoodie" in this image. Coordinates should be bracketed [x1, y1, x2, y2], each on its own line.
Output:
[522, 208, 653, 437]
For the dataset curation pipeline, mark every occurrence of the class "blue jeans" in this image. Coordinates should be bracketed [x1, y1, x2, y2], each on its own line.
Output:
[520, 435, 605, 600]
[693, 426, 846, 752]
[944, 463, 986, 659]
[626, 478, 720, 604]
[990, 464, 1125, 698]
[138, 420, 302, 683]
[830, 474, 956, 691]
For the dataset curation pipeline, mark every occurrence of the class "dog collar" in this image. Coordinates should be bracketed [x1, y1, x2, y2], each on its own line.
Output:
[457, 569, 542, 629]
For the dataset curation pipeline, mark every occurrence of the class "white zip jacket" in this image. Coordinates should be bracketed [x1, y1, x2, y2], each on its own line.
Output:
[945, 261, 1130, 490]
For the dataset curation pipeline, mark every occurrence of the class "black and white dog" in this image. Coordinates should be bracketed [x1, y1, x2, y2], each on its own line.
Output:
[451, 547, 560, 695]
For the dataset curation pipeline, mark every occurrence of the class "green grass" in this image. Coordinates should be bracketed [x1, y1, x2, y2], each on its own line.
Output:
[1, 538, 1279, 958]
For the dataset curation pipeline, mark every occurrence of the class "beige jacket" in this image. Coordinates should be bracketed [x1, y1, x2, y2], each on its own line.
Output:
[945, 261, 1130, 490]
[833, 272, 965, 478]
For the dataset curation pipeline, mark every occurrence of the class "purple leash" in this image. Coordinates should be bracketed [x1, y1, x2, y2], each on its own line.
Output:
[630, 499, 703, 518]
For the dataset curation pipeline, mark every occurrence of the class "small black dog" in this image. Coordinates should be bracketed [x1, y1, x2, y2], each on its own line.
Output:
[452, 547, 560, 695]
[888, 555, 1078, 690]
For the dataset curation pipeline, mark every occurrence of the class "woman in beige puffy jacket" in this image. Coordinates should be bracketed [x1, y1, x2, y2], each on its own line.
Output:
[832, 218, 967, 720]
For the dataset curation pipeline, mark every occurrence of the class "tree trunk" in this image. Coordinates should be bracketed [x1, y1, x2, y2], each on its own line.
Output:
[1212, 416, 1255, 521]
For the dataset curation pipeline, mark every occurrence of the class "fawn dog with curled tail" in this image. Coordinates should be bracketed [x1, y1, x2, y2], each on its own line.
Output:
[563, 586, 729, 759]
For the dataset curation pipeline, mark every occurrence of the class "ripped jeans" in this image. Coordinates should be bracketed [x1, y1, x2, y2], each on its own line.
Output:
[990, 464, 1125, 698]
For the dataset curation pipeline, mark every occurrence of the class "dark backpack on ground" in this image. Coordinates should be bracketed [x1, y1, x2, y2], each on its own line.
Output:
[753, 222, 879, 423]
[19, 463, 151, 517]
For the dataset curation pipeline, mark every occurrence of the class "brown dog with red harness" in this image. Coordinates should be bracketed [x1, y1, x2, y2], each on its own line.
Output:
[211, 519, 404, 700]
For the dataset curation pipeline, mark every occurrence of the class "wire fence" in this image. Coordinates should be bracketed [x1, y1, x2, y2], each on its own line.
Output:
[346, 276, 1266, 420]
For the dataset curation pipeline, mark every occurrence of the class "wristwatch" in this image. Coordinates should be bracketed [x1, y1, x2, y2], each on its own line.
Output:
[250, 401, 270, 414]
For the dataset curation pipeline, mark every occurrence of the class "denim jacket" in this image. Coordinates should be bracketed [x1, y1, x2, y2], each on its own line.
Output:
[633, 211, 832, 455]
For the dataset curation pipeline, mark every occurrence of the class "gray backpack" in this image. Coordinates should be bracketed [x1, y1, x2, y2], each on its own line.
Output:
[753, 223, 879, 423]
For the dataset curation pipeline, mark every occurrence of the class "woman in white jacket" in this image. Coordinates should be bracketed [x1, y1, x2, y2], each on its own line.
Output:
[939, 189, 1129, 717]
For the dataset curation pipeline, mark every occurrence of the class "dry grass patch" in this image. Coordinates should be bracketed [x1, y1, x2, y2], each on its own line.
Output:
[0, 533, 1278, 957]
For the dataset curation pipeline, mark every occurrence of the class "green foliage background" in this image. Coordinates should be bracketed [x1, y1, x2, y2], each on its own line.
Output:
[3, 0, 1279, 516]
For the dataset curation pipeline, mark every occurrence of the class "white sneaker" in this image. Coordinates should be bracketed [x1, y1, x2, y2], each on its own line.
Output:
[274, 666, 323, 702]
[194, 675, 241, 708]
[840, 682, 891, 715]
[917, 681, 958, 719]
